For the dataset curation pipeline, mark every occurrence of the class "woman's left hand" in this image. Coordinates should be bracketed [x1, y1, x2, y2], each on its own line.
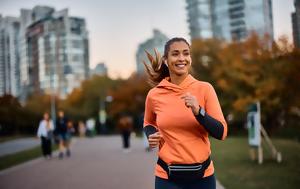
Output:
[181, 92, 200, 115]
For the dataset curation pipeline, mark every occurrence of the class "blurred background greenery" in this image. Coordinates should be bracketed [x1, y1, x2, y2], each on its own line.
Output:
[1, 34, 299, 140]
[0, 34, 299, 189]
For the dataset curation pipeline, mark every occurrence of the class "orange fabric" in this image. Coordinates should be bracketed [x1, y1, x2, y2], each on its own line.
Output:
[144, 74, 227, 179]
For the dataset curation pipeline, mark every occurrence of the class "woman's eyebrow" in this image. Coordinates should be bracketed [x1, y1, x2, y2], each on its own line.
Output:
[171, 49, 190, 53]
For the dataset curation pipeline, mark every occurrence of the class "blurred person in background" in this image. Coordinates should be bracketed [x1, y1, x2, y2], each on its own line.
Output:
[117, 113, 133, 153]
[143, 37, 228, 189]
[55, 110, 71, 159]
[37, 112, 54, 159]
[78, 121, 86, 138]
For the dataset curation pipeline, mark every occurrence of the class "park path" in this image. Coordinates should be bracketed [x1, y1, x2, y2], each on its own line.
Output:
[0, 136, 224, 189]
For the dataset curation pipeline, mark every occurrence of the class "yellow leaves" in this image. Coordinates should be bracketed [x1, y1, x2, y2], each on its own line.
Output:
[217, 79, 230, 91]
[233, 96, 253, 112]
[191, 32, 299, 128]
[67, 88, 83, 105]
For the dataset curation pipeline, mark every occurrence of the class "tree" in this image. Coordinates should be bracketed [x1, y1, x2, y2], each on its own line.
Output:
[191, 34, 300, 134]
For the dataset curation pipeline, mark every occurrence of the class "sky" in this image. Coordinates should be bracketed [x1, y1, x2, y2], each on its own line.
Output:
[0, 0, 295, 79]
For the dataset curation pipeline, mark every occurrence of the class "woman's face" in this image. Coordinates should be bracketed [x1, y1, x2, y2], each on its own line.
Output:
[165, 41, 191, 76]
[44, 113, 49, 120]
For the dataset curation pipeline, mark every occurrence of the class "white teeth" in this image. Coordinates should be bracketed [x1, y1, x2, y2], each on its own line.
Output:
[176, 64, 185, 68]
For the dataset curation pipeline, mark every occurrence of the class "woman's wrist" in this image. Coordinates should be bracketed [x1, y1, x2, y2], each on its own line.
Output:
[193, 106, 200, 116]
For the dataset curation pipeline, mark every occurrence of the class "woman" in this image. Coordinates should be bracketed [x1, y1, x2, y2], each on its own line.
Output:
[37, 112, 54, 159]
[143, 37, 228, 189]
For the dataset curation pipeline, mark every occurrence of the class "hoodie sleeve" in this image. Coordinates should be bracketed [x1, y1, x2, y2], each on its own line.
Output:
[37, 121, 43, 137]
[195, 83, 228, 140]
[50, 120, 54, 131]
[143, 92, 158, 138]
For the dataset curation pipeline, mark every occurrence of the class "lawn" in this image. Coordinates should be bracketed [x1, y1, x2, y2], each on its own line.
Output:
[211, 137, 300, 189]
[0, 145, 58, 171]
[0, 146, 42, 171]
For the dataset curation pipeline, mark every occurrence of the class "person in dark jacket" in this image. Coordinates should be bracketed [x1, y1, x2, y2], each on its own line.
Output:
[55, 110, 71, 159]
[117, 113, 133, 153]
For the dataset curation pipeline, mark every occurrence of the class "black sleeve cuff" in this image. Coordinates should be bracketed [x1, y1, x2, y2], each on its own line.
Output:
[195, 113, 224, 140]
[143, 125, 158, 139]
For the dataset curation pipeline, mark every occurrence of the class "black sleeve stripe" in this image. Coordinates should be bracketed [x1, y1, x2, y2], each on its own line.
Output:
[143, 125, 158, 139]
[195, 113, 224, 140]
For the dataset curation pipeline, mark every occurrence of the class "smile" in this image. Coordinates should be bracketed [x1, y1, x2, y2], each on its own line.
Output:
[175, 63, 187, 68]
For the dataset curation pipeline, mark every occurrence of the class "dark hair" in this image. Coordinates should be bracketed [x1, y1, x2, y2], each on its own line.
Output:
[143, 37, 190, 86]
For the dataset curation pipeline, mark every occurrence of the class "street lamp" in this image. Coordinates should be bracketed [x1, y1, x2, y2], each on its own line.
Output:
[98, 95, 113, 134]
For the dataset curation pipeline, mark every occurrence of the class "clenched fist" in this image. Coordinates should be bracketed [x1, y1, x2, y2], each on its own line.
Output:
[148, 132, 162, 148]
[181, 92, 200, 115]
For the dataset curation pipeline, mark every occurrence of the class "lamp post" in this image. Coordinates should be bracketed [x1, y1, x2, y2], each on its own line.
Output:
[50, 47, 56, 127]
[50, 30, 60, 127]
[98, 95, 113, 134]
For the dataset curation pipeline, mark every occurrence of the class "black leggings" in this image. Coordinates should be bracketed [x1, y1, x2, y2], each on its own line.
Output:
[155, 174, 216, 189]
[41, 137, 52, 156]
[121, 131, 131, 148]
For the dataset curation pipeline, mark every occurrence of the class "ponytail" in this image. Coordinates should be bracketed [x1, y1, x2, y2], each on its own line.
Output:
[143, 49, 169, 87]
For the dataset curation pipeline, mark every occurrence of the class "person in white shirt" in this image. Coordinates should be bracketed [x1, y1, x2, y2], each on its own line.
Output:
[37, 112, 54, 159]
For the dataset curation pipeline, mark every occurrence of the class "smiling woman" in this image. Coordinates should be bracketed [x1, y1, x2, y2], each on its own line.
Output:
[143, 37, 228, 189]
[163, 39, 192, 84]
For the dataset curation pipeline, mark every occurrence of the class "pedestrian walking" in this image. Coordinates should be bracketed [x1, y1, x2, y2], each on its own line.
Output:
[78, 121, 86, 138]
[117, 113, 133, 153]
[55, 110, 71, 159]
[143, 37, 228, 189]
[37, 112, 54, 159]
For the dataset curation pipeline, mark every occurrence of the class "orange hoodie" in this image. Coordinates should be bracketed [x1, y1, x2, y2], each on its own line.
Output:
[144, 74, 227, 179]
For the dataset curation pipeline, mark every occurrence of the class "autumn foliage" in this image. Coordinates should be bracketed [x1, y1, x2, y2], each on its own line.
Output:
[1, 34, 299, 136]
[191, 34, 300, 134]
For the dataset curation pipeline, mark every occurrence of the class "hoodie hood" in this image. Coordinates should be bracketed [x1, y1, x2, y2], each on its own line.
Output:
[156, 74, 198, 93]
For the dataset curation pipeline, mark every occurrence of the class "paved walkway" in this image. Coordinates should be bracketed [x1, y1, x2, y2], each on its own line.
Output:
[0, 136, 224, 189]
[0, 138, 39, 157]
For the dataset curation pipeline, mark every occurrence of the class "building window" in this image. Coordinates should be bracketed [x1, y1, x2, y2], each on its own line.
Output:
[229, 0, 244, 6]
[72, 40, 82, 48]
[230, 12, 245, 19]
[229, 5, 244, 14]
[72, 54, 82, 62]
[230, 20, 245, 27]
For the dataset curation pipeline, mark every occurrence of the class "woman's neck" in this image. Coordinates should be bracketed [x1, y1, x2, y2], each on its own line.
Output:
[169, 73, 189, 85]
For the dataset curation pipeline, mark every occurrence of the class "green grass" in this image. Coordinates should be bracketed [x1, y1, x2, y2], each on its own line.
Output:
[0, 146, 42, 171]
[211, 137, 300, 189]
[0, 145, 58, 171]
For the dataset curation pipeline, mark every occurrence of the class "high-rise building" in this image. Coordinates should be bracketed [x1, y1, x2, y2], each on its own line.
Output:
[19, 9, 34, 100]
[292, 0, 300, 48]
[186, 0, 214, 39]
[136, 29, 169, 74]
[0, 15, 20, 97]
[186, 0, 274, 41]
[20, 6, 89, 98]
[91, 63, 108, 76]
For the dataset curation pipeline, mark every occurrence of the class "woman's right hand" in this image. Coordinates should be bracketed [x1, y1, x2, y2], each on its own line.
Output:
[148, 132, 161, 148]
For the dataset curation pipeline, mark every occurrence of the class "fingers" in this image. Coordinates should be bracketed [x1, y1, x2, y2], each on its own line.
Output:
[181, 92, 196, 108]
[181, 92, 194, 102]
[148, 132, 161, 148]
[181, 93, 200, 115]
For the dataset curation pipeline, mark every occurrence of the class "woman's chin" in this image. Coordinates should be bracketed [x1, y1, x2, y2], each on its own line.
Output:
[174, 70, 188, 76]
